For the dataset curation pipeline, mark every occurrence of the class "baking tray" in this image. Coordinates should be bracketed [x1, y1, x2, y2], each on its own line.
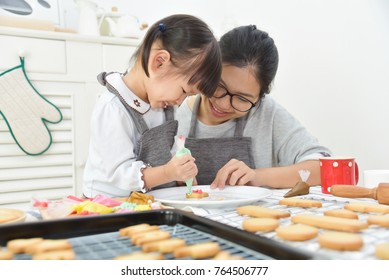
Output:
[0, 209, 313, 260]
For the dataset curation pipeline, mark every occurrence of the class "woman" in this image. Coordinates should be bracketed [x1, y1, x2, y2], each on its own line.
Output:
[176, 25, 331, 189]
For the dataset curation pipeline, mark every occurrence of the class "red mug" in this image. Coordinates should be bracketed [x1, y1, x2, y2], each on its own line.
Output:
[319, 157, 359, 194]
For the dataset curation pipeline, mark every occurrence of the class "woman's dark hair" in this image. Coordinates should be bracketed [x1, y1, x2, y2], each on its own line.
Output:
[134, 14, 222, 98]
[219, 25, 279, 99]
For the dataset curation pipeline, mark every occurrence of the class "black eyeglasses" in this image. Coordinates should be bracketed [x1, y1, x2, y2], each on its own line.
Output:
[213, 85, 257, 112]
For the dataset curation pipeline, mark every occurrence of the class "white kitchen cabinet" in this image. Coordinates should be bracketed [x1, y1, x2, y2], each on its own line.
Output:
[0, 27, 140, 207]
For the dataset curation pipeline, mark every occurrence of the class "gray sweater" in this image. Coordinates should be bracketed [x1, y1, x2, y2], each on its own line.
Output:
[176, 95, 332, 168]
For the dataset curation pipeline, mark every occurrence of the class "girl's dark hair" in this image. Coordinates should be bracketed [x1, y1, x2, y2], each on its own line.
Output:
[135, 14, 222, 98]
[219, 25, 279, 99]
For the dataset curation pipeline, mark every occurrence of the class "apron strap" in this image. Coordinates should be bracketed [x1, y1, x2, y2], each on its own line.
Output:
[164, 105, 174, 121]
[188, 94, 249, 138]
[188, 95, 202, 138]
[234, 113, 250, 137]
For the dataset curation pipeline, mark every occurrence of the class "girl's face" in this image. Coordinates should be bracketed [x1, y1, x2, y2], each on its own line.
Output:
[146, 68, 199, 108]
[199, 65, 261, 125]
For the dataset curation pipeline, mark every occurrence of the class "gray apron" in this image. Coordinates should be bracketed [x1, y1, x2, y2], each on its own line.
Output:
[185, 95, 255, 185]
[97, 72, 177, 189]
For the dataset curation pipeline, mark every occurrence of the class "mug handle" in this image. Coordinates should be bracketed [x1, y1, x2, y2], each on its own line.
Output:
[355, 162, 359, 184]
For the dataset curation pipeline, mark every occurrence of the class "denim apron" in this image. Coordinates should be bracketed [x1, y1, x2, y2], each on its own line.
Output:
[97, 72, 177, 188]
[185, 95, 255, 185]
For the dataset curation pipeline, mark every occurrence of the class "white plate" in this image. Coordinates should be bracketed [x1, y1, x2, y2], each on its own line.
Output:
[149, 185, 272, 209]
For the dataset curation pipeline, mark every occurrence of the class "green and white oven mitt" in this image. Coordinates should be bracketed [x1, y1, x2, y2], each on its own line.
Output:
[0, 57, 62, 155]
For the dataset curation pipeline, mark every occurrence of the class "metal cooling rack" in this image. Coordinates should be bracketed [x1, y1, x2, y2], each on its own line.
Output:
[204, 187, 389, 260]
[10, 223, 273, 260]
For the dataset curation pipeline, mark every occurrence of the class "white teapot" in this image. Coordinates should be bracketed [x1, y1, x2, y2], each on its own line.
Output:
[103, 15, 143, 38]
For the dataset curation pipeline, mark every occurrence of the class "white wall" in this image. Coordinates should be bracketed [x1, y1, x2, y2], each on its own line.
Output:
[65, 0, 389, 183]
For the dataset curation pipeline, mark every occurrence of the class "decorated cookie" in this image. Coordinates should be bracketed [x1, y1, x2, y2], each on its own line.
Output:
[186, 189, 209, 199]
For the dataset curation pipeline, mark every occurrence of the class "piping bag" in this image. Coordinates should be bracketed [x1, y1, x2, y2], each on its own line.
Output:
[284, 169, 311, 197]
[175, 135, 193, 195]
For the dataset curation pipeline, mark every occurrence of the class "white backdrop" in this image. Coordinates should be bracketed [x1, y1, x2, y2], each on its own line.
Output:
[64, 0, 389, 185]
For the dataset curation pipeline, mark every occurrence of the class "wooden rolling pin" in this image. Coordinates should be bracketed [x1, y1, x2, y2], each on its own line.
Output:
[330, 183, 389, 205]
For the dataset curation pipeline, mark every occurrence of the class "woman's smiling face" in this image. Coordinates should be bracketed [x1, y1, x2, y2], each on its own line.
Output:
[199, 65, 261, 125]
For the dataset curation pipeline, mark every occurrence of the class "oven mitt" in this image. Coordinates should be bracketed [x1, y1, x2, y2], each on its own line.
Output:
[0, 57, 62, 155]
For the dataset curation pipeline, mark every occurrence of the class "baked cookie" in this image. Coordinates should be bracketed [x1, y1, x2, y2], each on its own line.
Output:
[318, 231, 363, 251]
[7, 237, 44, 254]
[242, 218, 279, 233]
[25, 239, 72, 254]
[375, 242, 389, 260]
[0, 250, 14, 260]
[212, 251, 243, 260]
[276, 224, 318, 241]
[367, 215, 389, 228]
[344, 202, 389, 214]
[237, 205, 290, 219]
[291, 214, 368, 232]
[142, 238, 186, 253]
[114, 251, 165, 260]
[324, 209, 359, 220]
[279, 198, 322, 208]
[119, 223, 159, 237]
[131, 230, 170, 246]
[186, 189, 209, 199]
[174, 242, 220, 259]
[32, 249, 75, 260]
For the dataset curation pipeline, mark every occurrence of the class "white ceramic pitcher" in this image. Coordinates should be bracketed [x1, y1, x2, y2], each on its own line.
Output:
[74, 0, 100, 36]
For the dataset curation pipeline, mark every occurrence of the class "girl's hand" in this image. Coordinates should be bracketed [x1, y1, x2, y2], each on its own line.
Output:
[210, 159, 255, 189]
[164, 154, 198, 183]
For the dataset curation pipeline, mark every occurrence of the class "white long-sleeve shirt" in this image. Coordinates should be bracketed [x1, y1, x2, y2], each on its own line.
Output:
[83, 73, 166, 197]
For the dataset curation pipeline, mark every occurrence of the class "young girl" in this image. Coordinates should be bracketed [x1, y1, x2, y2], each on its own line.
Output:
[176, 25, 332, 189]
[83, 14, 221, 197]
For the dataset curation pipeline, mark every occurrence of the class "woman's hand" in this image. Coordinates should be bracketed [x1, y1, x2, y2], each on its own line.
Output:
[164, 154, 198, 183]
[210, 159, 255, 189]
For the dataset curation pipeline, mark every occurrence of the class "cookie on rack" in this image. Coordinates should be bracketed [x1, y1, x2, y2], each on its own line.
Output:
[142, 238, 186, 253]
[174, 242, 220, 259]
[131, 230, 170, 246]
[318, 231, 363, 251]
[212, 251, 243, 260]
[276, 224, 319, 241]
[32, 249, 75, 260]
[344, 202, 389, 214]
[24, 239, 72, 255]
[324, 209, 359, 220]
[119, 223, 159, 237]
[0, 249, 14, 260]
[242, 218, 279, 233]
[367, 215, 389, 228]
[375, 242, 389, 260]
[279, 198, 322, 208]
[237, 205, 290, 219]
[291, 214, 368, 232]
[114, 251, 165, 260]
[7, 237, 44, 254]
